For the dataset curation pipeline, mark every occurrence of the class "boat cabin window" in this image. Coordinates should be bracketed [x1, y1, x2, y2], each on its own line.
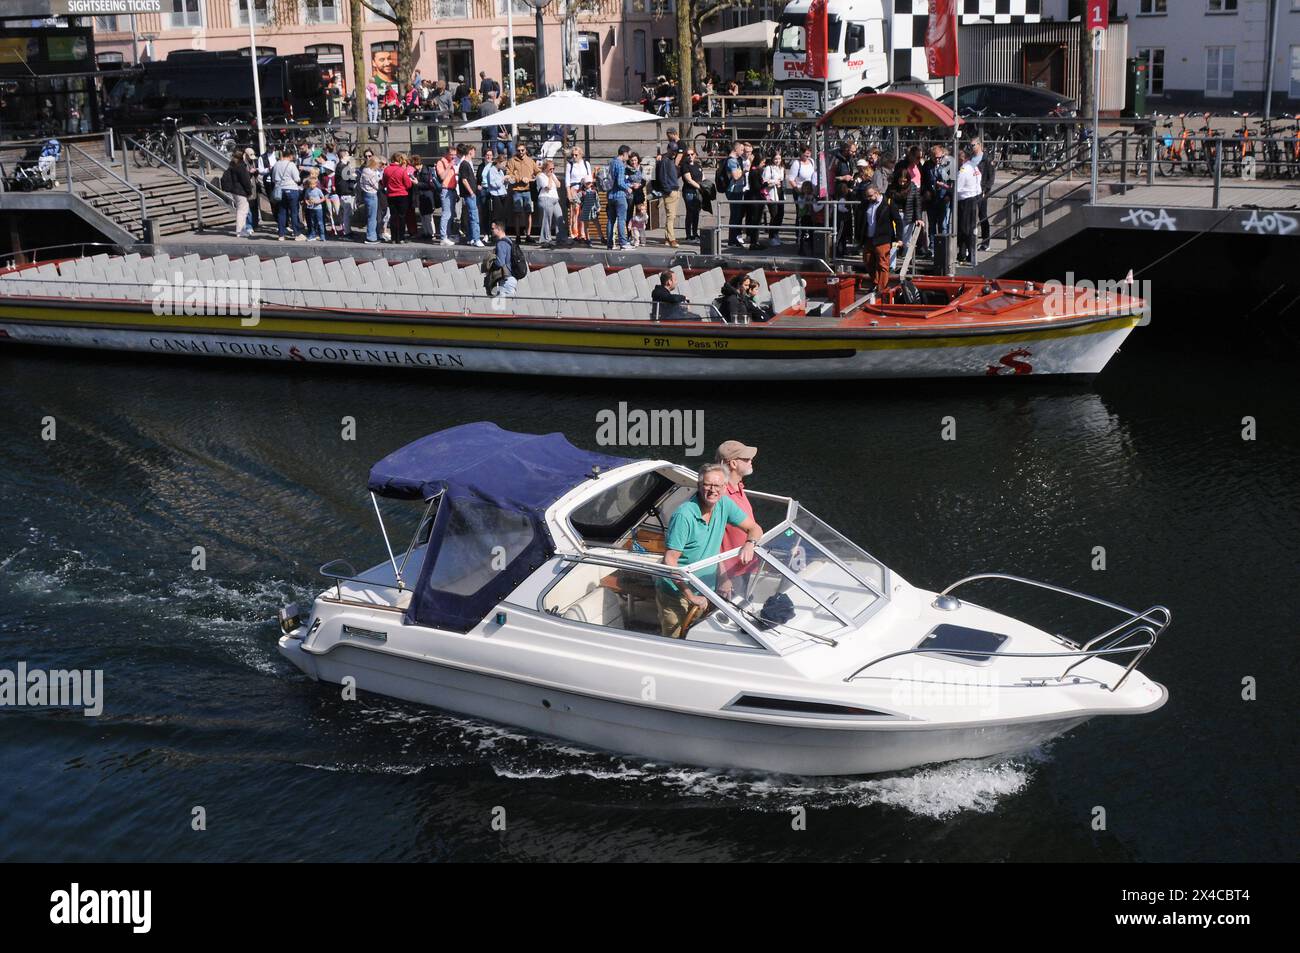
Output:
[569, 470, 683, 547]
[426, 497, 534, 596]
[542, 562, 762, 649]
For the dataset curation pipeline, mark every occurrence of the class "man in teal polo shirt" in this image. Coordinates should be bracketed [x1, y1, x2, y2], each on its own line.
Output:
[658, 463, 763, 638]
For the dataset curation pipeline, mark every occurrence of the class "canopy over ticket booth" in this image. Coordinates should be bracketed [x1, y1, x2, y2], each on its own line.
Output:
[817, 92, 960, 130]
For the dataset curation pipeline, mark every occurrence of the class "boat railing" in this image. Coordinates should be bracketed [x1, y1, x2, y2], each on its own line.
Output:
[318, 558, 407, 601]
[843, 573, 1171, 692]
[0, 241, 140, 271]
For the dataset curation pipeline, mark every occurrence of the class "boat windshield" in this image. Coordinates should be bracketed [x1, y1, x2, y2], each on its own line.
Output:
[681, 502, 888, 641]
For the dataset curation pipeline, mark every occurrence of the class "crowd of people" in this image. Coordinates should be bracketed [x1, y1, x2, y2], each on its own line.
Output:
[221, 121, 997, 299]
[354, 69, 506, 123]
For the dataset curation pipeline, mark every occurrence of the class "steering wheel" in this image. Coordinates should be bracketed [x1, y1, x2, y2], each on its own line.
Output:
[677, 601, 704, 638]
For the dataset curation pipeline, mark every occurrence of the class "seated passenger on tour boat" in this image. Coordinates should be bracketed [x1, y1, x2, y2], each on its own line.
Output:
[651, 271, 692, 321]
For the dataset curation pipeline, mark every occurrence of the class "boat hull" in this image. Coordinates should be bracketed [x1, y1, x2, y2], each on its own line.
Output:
[0, 308, 1139, 380]
[279, 634, 1092, 776]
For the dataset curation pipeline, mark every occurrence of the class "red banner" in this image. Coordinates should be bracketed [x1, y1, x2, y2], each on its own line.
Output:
[806, 0, 828, 81]
[1085, 1, 1109, 31]
[925, 0, 959, 79]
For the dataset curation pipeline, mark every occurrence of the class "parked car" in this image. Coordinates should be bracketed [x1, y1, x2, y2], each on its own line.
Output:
[938, 82, 1077, 118]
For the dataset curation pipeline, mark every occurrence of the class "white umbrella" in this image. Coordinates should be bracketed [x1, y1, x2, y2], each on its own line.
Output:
[460, 89, 653, 130]
[701, 19, 779, 50]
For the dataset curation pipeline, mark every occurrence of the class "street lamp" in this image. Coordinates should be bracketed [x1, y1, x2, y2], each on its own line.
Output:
[245, 1, 266, 155]
[522, 0, 553, 98]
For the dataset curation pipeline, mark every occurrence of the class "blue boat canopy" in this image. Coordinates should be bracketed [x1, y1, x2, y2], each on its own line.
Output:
[368, 423, 630, 633]
[369, 421, 628, 507]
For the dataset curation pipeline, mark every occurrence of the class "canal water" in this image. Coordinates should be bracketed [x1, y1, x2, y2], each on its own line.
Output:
[1, 325, 1295, 862]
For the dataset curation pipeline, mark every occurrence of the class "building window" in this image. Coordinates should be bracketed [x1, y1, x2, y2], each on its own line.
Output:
[366, 0, 395, 21]
[433, 0, 469, 17]
[94, 15, 119, 30]
[496, 0, 531, 14]
[1207, 0, 1236, 11]
[436, 39, 473, 83]
[1136, 48, 1164, 95]
[238, 46, 277, 56]
[301, 0, 338, 23]
[498, 35, 536, 90]
[1138, 0, 1165, 13]
[625, 0, 674, 13]
[168, 0, 203, 28]
[1205, 46, 1234, 96]
[1290, 46, 1300, 100]
[96, 51, 124, 64]
[233, 0, 270, 26]
[632, 28, 646, 77]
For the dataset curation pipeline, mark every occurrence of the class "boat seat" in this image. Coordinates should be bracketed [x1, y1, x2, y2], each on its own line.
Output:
[698, 267, 726, 301]
[561, 585, 623, 627]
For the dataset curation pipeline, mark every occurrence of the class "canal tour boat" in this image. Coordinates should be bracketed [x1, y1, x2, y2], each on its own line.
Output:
[275, 423, 1171, 776]
[0, 249, 1145, 380]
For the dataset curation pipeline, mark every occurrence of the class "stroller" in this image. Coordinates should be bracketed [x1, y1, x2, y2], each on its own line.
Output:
[6, 139, 59, 191]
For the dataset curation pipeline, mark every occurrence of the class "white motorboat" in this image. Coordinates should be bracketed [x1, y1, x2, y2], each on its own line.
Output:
[276, 423, 1170, 776]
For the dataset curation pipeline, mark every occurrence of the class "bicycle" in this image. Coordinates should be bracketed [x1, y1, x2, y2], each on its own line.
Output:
[693, 125, 734, 161]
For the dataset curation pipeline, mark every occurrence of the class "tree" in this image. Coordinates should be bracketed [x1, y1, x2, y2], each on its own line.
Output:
[348, 0, 372, 140]
[358, 0, 415, 93]
[689, 0, 752, 95]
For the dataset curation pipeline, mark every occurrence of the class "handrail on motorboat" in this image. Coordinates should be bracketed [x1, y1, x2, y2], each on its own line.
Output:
[318, 558, 407, 600]
[844, 573, 1171, 692]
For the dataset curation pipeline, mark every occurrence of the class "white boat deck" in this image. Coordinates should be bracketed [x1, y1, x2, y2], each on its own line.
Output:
[0, 251, 809, 321]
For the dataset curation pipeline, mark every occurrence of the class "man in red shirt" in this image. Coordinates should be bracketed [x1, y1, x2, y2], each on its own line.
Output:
[716, 439, 758, 596]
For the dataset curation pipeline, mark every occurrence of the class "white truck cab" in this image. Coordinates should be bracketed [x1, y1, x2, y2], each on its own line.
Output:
[773, 0, 889, 117]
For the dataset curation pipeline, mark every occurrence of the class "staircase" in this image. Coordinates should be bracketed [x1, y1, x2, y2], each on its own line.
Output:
[55, 138, 233, 242]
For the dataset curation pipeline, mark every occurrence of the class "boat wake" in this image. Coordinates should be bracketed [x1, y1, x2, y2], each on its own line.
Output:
[1, 522, 310, 677]
[297, 706, 1050, 819]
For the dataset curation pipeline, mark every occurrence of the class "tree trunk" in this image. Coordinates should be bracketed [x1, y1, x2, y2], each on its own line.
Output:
[691, 17, 707, 95]
[350, 0, 368, 142]
[394, 0, 413, 93]
[677, 1, 692, 132]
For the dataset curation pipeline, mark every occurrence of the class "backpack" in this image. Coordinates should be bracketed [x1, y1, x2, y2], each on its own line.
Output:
[220, 166, 235, 193]
[508, 238, 528, 280]
[595, 164, 612, 193]
[714, 160, 730, 195]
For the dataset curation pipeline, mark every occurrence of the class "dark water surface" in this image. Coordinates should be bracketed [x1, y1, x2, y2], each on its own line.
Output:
[1, 330, 1296, 862]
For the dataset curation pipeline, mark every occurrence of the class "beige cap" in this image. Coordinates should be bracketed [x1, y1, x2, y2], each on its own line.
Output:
[716, 440, 758, 462]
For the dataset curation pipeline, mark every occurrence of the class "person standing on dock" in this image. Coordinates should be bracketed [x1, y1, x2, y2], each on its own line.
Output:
[358, 156, 382, 244]
[955, 145, 982, 264]
[724, 142, 747, 248]
[506, 143, 540, 245]
[271, 152, 304, 242]
[436, 145, 460, 246]
[382, 153, 415, 245]
[458, 144, 483, 247]
[604, 144, 632, 251]
[221, 153, 255, 239]
[654, 146, 682, 248]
